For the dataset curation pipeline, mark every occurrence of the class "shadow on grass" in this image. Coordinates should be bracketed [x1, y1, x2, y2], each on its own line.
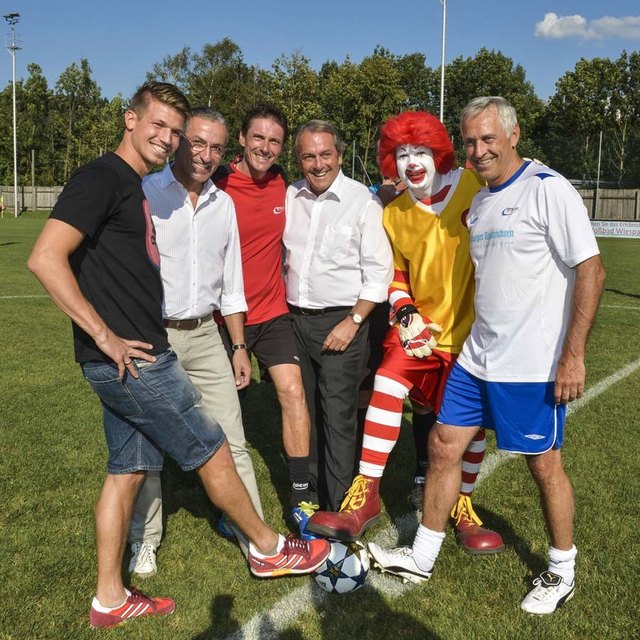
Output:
[191, 586, 445, 640]
[605, 287, 640, 299]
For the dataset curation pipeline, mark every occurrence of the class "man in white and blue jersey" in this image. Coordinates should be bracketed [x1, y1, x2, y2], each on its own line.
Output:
[368, 96, 606, 615]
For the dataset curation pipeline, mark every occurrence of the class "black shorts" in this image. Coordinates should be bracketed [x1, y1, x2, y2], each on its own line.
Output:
[219, 313, 300, 380]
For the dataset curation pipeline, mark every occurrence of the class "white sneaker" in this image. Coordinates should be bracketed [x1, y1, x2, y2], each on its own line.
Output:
[520, 571, 575, 614]
[367, 543, 432, 584]
[128, 541, 158, 578]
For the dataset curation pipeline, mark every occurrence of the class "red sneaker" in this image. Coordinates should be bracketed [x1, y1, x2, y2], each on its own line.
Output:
[451, 495, 504, 555]
[249, 534, 330, 577]
[89, 587, 176, 629]
[306, 475, 381, 541]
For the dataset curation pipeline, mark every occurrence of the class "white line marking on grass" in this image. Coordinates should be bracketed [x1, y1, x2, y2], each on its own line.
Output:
[0, 294, 48, 299]
[601, 304, 640, 310]
[224, 357, 640, 640]
[475, 355, 640, 484]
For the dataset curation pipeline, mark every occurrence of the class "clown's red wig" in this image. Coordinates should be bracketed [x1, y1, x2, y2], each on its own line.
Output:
[378, 111, 454, 179]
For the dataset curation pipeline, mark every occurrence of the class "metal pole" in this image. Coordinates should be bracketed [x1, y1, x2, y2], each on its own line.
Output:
[439, 0, 447, 123]
[4, 13, 21, 217]
[594, 129, 603, 220]
[352, 140, 356, 178]
[11, 47, 17, 216]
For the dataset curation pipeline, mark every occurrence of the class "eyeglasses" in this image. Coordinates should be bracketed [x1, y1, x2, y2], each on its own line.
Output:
[182, 134, 226, 157]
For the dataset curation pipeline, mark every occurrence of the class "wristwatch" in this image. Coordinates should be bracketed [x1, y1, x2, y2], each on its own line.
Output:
[349, 312, 363, 326]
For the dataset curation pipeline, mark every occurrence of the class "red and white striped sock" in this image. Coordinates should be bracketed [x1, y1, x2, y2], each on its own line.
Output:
[359, 369, 412, 478]
[460, 428, 486, 495]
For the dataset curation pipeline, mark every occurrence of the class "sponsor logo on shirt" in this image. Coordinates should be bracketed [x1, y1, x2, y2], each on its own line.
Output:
[501, 207, 519, 216]
[273, 206, 285, 215]
[470, 228, 515, 243]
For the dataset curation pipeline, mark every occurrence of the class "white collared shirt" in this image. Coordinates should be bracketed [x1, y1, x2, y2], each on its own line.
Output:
[142, 164, 247, 320]
[283, 170, 392, 308]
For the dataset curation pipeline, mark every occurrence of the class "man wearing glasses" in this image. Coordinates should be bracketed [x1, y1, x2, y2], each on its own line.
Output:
[128, 106, 264, 576]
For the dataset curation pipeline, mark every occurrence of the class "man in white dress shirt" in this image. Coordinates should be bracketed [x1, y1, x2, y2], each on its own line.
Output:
[128, 107, 264, 576]
[284, 120, 393, 510]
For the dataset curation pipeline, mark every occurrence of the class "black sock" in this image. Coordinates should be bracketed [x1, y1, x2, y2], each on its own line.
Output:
[287, 455, 310, 508]
[412, 411, 436, 479]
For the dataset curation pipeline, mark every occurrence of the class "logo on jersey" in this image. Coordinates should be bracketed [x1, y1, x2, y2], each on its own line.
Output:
[501, 207, 519, 216]
[273, 206, 285, 215]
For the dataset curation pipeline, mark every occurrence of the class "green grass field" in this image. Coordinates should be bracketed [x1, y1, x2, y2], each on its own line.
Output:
[1, 213, 639, 640]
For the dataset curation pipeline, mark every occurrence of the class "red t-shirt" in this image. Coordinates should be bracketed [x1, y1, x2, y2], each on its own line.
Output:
[214, 163, 289, 325]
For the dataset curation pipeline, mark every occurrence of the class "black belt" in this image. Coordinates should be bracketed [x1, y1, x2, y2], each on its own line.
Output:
[162, 314, 212, 330]
[288, 305, 351, 316]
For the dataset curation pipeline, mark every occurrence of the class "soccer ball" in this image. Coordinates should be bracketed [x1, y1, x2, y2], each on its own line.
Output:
[313, 540, 370, 594]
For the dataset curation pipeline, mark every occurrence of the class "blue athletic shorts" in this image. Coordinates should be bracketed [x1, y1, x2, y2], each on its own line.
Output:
[438, 363, 566, 454]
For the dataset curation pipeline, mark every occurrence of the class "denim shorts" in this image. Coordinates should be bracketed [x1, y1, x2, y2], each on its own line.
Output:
[82, 349, 225, 474]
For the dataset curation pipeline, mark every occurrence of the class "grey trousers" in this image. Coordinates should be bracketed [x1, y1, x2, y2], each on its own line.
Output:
[290, 310, 369, 511]
[128, 317, 263, 548]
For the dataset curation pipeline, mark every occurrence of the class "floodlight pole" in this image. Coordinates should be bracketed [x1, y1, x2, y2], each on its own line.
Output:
[438, 0, 447, 123]
[4, 13, 21, 217]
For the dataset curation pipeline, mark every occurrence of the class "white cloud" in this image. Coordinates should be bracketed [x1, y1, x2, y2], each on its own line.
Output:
[535, 12, 640, 40]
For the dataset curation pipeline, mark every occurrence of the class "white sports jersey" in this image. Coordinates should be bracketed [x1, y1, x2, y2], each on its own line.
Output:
[458, 160, 599, 382]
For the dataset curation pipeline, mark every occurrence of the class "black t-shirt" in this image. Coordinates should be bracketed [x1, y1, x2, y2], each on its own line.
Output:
[50, 152, 170, 363]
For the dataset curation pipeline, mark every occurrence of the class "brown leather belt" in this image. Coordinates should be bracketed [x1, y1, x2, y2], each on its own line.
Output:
[288, 305, 351, 316]
[162, 314, 212, 330]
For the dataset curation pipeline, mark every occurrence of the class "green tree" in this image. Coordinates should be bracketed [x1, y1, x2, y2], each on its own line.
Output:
[540, 51, 640, 185]
[391, 50, 439, 113]
[22, 64, 54, 184]
[148, 46, 192, 93]
[444, 48, 544, 163]
[319, 49, 406, 183]
[52, 59, 103, 182]
[263, 51, 321, 177]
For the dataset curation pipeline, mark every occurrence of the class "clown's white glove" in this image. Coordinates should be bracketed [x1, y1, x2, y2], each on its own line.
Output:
[398, 313, 443, 358]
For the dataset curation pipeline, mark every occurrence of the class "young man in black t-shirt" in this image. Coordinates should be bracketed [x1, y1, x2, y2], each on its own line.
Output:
[28, 81, 330, 630]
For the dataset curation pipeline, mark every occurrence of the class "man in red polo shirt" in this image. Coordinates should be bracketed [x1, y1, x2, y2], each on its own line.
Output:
[214, 105, 316, 537]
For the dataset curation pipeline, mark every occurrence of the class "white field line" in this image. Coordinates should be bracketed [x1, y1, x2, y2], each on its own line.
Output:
[0, 294, 49, 299]
[601, 304, 640, 310]
[224, 356, 640, 640]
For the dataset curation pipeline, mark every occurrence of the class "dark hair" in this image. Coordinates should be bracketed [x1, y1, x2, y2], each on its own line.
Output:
[294, 120, 346, 158]
[129, 81, 190, 122]
[241, 104, 288, 142]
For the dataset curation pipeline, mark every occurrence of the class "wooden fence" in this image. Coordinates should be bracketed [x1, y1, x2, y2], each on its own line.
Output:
[575, 188, 640, 220]
[1, 185, 639, 220]
[1, 186, 63, 211]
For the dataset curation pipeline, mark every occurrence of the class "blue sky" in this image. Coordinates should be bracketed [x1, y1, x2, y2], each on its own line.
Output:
[2, 0, 638, 102]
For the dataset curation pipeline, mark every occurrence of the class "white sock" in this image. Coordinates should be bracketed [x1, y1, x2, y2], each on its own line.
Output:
[249, 534, 285, 559]
[548, 545, 577, 585]
[412, 524, 445, 571]
[92, 588, 130, 612]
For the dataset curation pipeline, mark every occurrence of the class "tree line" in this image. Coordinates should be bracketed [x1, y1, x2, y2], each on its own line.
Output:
[0, 39, 638, 188]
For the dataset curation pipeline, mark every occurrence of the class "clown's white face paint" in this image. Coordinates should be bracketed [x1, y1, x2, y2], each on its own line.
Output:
[395, 144, 439, 198]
